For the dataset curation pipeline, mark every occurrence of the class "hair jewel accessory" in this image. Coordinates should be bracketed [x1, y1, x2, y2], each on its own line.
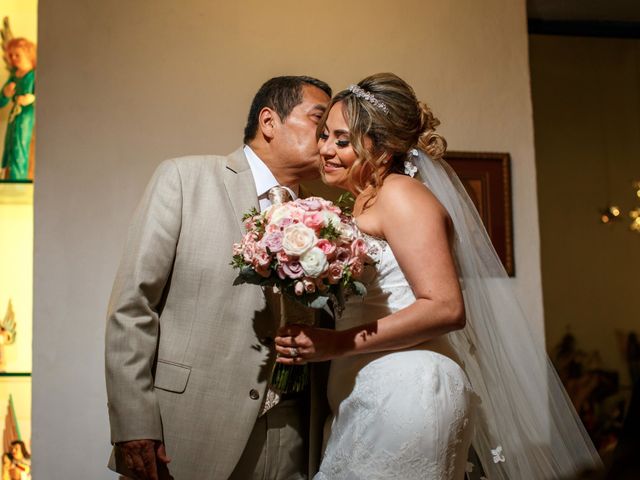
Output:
[404, 149, 418, 177]
[348, 84, 389, 114]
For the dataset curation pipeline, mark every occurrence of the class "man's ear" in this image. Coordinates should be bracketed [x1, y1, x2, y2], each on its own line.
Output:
[258, 107, 279, 141]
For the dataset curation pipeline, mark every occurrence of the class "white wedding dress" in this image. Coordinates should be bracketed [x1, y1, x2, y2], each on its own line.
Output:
[314, 233, 478, 480]
[315, 150, 601, 480]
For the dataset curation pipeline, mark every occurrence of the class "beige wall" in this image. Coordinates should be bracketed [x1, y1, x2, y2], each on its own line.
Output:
[530, 35, 640, 383]
[35, 0, 540, 476]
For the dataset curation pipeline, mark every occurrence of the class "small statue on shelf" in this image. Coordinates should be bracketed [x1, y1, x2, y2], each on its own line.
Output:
[0, 300, 16, 372]
[2, 441, 30, 480]
[0, 18, 35, 181]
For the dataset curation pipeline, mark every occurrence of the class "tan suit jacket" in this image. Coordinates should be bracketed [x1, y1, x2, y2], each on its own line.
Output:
[105, 148, 329, 479]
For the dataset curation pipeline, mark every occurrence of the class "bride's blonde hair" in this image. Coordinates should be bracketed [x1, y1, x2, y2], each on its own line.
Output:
[318, 73, 447, 195]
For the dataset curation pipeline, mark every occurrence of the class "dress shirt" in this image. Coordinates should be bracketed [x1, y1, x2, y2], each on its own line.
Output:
[243, 145, 298, 212]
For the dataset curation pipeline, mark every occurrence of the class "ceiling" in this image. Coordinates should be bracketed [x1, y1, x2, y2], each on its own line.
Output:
[527, 0, 640, 23]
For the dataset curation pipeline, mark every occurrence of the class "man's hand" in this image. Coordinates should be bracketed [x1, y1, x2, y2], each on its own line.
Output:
[118, 439, 171, 480]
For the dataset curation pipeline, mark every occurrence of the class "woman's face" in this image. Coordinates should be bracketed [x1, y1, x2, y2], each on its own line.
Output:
[8, 48, 32, 72]
[318, 102, 361, 192]
[10, 444, 21, 459]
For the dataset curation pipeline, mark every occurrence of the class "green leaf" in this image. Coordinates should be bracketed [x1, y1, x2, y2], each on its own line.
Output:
[309, 295, 330, 309]
[230, 254, 245, 270]
[336, 192, 355, 215]
[319, 220, 340, 241]
[233, 266, 272, 286]
[351, 281, 367, 297]
[241, 207, 261, 221]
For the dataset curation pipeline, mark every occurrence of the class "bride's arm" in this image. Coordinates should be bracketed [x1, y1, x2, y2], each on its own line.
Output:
[275, 175, 465, 364]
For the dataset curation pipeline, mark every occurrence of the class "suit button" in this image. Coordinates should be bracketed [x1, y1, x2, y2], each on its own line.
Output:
[249, 389, 260, 400]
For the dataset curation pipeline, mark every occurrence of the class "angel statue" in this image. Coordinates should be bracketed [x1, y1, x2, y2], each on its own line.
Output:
[0, 18, 36, 181]
[0, 300, 16, 372]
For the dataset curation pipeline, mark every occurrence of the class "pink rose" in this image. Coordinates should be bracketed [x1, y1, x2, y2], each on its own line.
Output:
[349, 257, 364, 278]
[244, 219, 256, 231]
[327, 261, 345, 284]
[276, 250, 290, 263]
[303, 212, 325, 231]
[303, 278, 316, 293]
[298, 197, 323, 211]
[232, 242, 243, 256]
[282, 261, 304, 279]
[242, 241, 256, 263]
[316, 238, 336, 256]
[335, 246, 351, 263]
[351, 238, 368, 257]
[294, 281, 305, 296]
[252, 249, 271, 270]
[289, 207, 306, 223]
[265, 223, 281, 234]
[277, 217, 294, 229]
[263, 231, 284, 252]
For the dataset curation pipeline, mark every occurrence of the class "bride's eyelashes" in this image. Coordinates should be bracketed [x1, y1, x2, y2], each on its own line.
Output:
[319, 131, 351, 148]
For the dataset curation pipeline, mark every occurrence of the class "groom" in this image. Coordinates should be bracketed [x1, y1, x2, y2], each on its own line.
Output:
[105, 76, 331, 480]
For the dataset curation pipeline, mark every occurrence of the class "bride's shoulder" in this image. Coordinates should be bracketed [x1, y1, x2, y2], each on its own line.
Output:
[377, 174, 444, 215]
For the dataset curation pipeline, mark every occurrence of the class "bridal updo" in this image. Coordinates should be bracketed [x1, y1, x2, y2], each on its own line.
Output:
[318, 72, 447, 194]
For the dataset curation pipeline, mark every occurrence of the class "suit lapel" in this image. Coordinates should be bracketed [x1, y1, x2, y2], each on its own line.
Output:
[223, 147, 260, 235]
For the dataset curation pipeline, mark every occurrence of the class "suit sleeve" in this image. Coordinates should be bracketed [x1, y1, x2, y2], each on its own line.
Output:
[105, 159, 183, 444]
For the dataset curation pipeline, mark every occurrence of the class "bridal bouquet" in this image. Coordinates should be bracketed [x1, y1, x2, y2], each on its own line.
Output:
[232, 196, 368, 393]
[232, 196, 368, 309]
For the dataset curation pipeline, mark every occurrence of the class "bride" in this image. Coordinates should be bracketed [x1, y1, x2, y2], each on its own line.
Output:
[274, 73, 602, 479]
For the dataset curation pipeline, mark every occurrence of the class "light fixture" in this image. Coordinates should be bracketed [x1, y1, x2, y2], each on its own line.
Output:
[600, 205, 622, 224]
[599, 180, 640, 232]
[630, 206, 640, 232]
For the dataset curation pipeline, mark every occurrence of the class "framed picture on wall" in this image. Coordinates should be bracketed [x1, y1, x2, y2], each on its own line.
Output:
[444, 151, 515, 276]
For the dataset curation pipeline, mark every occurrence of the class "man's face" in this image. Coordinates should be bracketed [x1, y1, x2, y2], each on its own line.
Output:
[271, 85, 330, 181]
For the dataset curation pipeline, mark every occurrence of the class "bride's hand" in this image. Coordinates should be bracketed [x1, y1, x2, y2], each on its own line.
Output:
[275, 324, 344, 364]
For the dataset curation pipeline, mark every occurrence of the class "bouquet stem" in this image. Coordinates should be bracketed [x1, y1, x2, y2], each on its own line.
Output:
[271, 363, 309, 393]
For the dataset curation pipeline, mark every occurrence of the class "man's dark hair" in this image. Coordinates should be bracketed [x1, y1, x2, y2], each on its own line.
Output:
[243, 76, 332, 144]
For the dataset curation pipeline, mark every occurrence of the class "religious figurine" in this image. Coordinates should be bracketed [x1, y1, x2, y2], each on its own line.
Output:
[2, 441, 30, 480]
[0, 34, 35, 181]
[0, 300, 16, 372]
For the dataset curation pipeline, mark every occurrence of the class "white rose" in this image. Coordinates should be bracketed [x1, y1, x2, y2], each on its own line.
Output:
[267, 204, 290, 225]
[337, 222, 356, 242]
[282, 223, 317, 256]
[299, 247, 329, 278]
[322, 211, 342, 229]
